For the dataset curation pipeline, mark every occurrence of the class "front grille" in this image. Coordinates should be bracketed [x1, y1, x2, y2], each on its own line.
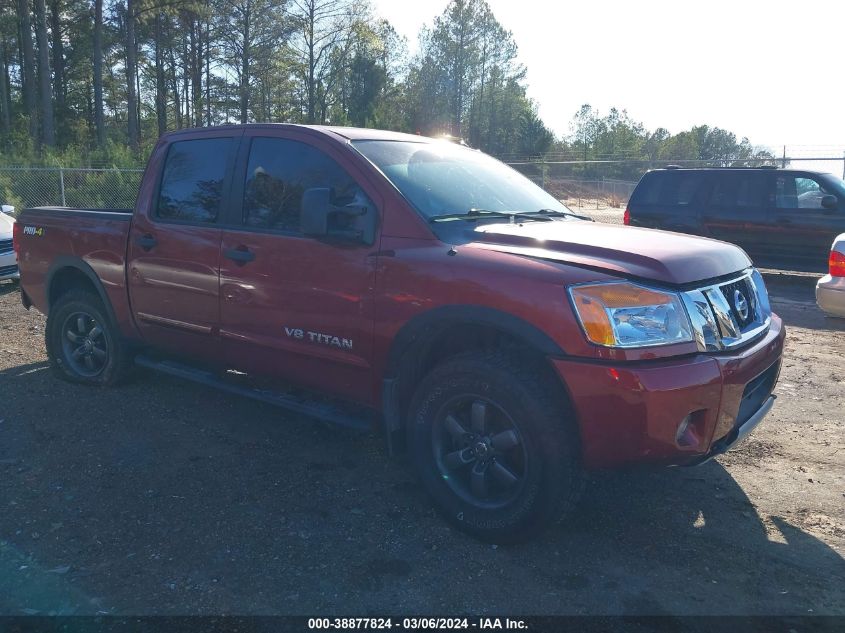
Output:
[720, 277, 757, 330]
[0, 239, 12, 255]
[681, 269, 772, 352]
[0, 263, 19, 276]
[736, 362, 779, 426]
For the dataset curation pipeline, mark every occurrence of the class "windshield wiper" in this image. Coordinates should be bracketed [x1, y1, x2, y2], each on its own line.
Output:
[429, 208, 595, 224]
[527, 209, 595, 222]
[429, 209, 519, 223]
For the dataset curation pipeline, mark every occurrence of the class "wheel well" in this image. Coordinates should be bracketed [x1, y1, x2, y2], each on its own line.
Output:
[388, 321, 573, 439]
[48, 266, 101, 308]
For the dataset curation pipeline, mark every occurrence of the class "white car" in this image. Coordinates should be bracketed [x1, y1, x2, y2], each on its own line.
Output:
[816, 232, 845, 318]
[0, 205, 18, 282]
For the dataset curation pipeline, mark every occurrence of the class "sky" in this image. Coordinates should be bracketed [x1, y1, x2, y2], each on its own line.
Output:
[371, 0, 845, 166]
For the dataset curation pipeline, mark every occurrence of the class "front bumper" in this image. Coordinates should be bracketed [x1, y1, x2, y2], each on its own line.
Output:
[553, 314, 785, 470]
[687, 394, 775, 465]
[816, 274, 845, 318]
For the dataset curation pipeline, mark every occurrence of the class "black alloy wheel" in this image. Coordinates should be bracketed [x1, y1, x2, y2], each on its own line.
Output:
[60, 311, 110, 377]
[46, 289, 131, 386]
[408, 350, 583, 543]
[432, 397, 528, 509]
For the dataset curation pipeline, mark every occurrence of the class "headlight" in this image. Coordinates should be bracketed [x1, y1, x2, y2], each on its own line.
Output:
[569, 282, 693, 348]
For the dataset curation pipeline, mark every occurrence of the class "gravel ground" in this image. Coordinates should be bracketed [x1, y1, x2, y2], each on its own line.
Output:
[0, 279, 843, 616]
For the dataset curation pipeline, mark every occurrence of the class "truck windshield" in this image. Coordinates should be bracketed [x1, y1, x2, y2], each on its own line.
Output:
[351, 139, 572, 220]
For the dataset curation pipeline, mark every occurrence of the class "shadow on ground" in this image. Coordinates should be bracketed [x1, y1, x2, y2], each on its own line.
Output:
[0, 359, 843, 616]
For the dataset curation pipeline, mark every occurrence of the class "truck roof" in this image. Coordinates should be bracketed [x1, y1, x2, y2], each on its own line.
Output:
[163, 123, 431, 144]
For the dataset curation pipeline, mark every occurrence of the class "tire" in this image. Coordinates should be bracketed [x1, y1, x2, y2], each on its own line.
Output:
[46, 289, 131, 386]
[407, 350, 584, 544]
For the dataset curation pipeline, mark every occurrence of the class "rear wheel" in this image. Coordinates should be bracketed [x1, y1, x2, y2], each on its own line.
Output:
[46, 290, 131, 385]
[407, 351, 583, 543]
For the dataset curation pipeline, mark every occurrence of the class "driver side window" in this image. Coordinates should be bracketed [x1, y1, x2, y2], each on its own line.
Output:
[243, 137, 372, 232]
[774, 175, 826, 210]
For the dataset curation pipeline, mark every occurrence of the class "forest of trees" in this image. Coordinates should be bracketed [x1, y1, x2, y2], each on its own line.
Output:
[0, 0, 555, 164]
[0, 0, 772, 169]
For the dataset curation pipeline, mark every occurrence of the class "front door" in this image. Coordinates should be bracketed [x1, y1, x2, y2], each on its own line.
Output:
[218, 131, 381, 404]
[127, 132, 241, 363]
[766, 172, 845, 270]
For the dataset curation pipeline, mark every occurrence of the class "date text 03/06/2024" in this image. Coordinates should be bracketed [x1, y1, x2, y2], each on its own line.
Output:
[307, 617, 528, 630]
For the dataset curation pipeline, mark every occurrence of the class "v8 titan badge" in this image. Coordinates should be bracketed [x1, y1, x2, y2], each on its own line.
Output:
[285, 326, 353, 351]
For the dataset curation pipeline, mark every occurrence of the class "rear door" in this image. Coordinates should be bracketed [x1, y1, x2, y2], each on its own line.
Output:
[127, 131, 241, 363]
[217, 130, 381, 404]
[765, 172, 845, 269]
[701, 171, 767, 256]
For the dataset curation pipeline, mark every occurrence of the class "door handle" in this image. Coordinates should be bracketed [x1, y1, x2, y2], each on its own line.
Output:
[224, 247, 256, 264]
[136, 234, 157, 251]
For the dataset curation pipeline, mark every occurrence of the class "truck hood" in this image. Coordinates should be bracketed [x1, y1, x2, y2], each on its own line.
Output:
[466, 220, 751, 285]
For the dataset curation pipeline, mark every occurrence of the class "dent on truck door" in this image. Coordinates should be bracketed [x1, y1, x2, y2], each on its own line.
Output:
[127, 134, 239, 363]
[218, 133, 379, 404]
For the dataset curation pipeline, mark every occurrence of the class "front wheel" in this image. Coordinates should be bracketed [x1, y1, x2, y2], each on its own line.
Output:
[407, 351, 583, 544]
[46, 290, 131, 386]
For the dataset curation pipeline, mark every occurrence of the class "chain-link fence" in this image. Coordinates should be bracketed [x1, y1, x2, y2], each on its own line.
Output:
[0, 167, 144, 212]
[506, 155, 845, 217]
[2, 154, 843, 217]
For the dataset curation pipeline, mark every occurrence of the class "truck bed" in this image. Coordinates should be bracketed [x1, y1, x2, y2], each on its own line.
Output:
[17, 206, 135, 333]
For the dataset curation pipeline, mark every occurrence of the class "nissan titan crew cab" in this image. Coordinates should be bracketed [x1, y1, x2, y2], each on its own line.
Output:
[14, 125, 785, 543]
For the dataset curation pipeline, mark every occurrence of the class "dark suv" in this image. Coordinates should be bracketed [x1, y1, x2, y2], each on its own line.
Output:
[625, 167, 845, 270]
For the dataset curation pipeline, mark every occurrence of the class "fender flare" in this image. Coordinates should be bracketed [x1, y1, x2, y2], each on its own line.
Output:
[380, 305, 567, 449]
[45, 256, 120, 329]
[384, 305, 566, 379]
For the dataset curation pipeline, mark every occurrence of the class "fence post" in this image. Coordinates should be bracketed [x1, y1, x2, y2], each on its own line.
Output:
[59, 167, 66, 207]
[541, 157, 546, 190]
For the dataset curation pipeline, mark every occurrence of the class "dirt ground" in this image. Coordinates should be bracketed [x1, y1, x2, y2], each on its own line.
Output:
[0, 276, 843, 617]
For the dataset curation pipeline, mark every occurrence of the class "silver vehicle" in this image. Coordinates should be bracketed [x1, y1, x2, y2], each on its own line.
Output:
[0, 205, 18, 282]
[816, 232, 845, 317]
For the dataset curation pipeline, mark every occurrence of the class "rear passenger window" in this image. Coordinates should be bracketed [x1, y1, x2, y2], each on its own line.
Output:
[708, 174, 763, 208]
[242, 137, 371, 232]
[156, 138, 233, 223]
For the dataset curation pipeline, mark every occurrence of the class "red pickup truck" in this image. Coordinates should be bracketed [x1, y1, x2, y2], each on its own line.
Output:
[14, 125, 785, 543]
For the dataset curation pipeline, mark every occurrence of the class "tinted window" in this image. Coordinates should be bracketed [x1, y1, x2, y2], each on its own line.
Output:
[157, 138, 232, 223]
[708, 173, 763, 208]
[632, 172, 706, 208]
[243, 138, 371, 232]
[658, 173, 705, 206]
[630, 173, 660, 205]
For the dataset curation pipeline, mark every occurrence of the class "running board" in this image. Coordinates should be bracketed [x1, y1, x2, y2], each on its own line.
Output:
[134, 354, 373, 432]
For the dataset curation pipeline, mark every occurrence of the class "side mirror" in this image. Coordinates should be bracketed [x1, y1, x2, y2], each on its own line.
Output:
[301, 188, 332, 236]
[300, 187, 377, 245]
[1, 204, 14, 215]
[821, 195, 838, 211]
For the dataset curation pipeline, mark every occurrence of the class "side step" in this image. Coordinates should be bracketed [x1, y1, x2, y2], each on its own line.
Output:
[134, 354, 373, 432]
